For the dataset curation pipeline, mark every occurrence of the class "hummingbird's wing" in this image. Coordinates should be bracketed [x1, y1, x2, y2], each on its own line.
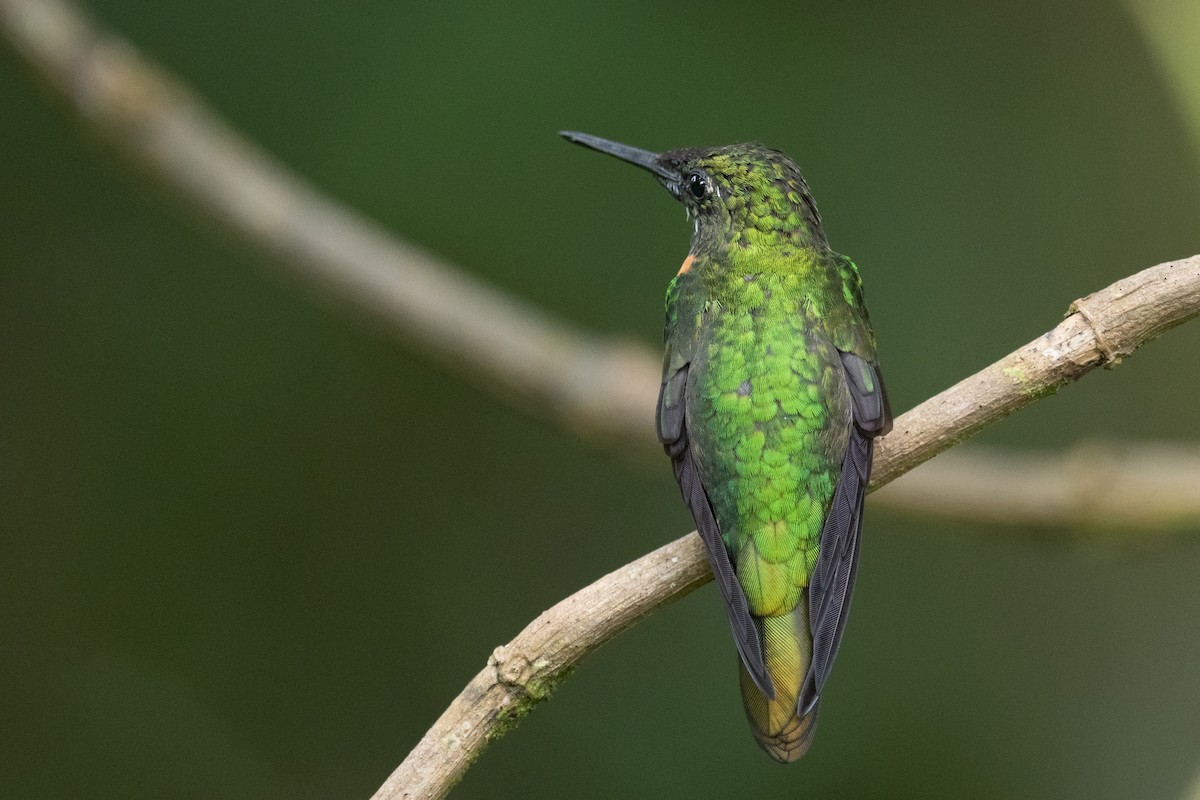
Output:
[799, 351, 891, 716]
[658, 359, 775, 700]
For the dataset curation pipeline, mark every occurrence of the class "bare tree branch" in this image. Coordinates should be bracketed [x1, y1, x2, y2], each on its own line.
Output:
[870, 258, 1200, 485]
[5, 3, 1200, 799]
[371, 533, 714, 800]
[372, 254, 1200, 800]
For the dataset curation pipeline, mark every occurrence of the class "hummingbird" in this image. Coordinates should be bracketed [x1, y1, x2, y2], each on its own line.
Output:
[561, 131, 891, 761]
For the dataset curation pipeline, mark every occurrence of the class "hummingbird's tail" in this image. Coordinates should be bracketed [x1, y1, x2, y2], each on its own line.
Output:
[738, 598, 818, 762]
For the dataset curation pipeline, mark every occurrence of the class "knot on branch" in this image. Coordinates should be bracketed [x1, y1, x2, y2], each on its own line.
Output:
[489, 645, 534, 689]
[1068, 296, 1121, 367]
[488, 645, 562, 702]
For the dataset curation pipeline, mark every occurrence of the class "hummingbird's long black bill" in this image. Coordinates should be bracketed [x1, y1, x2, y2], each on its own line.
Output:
[559, 131, 678, 181]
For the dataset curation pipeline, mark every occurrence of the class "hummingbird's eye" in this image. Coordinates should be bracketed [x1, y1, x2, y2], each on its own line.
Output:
[686, 173, 708, 200]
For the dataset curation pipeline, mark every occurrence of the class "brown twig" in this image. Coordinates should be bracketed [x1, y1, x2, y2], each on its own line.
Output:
[868, 258, 1200, 484]
[372, 534, 714, 800]
[373, 255, 1200, 799]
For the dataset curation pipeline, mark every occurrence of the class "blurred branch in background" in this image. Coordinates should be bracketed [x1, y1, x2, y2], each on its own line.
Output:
[4, 1, 1200, 799]
[4, 0, 1200, 535]
[1188, 763, 1200, 800]
[1126, 0, 1200, 159]
[0, 0, 661, 447]
[873, 442, 1200, 533]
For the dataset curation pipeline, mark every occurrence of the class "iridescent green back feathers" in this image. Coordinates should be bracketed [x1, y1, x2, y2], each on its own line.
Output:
[561, 131, 891, 763]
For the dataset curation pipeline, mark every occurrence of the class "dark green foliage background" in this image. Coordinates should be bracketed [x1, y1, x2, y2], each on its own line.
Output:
[3, 1, 1200, 797]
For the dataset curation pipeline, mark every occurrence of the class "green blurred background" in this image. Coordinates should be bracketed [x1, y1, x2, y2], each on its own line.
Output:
[3, 1, 1200, 797]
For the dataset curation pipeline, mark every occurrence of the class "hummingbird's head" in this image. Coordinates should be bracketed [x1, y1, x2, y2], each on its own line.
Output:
[560, 132, 827, 253]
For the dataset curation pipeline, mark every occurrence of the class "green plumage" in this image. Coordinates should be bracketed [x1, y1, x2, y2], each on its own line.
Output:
[563, 132, 891, 762]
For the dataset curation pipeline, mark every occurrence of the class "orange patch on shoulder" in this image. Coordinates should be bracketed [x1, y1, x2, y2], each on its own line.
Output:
[677, 254, 696, 276]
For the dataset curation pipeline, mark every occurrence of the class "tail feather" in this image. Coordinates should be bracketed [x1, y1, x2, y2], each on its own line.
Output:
[739, 598, 819, 762]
